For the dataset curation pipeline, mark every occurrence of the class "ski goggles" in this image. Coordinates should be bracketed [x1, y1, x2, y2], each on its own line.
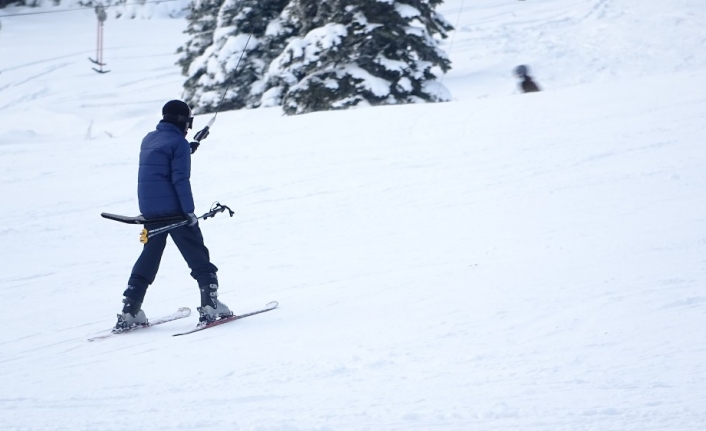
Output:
[163, 114, 194, 129]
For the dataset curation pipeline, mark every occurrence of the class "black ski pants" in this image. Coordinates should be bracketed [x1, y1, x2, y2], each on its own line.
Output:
[124, 223, 218, 303]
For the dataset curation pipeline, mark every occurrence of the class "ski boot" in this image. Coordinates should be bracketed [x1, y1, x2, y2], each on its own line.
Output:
[197, 283, 233, 325]
[114, 296, 149, 333]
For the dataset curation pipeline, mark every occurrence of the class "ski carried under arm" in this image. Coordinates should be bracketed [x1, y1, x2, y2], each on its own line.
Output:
[173, 301, 278, 337]
[102, 203, 233, 225]
[102, 202, 235, 244]
[100, 213, 185, 225]
[88, 307, 191, 342]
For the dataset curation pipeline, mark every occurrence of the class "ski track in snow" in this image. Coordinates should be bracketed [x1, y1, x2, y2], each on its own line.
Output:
[1, 0, 706, 430]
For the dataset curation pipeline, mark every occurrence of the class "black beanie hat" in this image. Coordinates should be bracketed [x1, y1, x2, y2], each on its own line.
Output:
[162, 100, 193, 130]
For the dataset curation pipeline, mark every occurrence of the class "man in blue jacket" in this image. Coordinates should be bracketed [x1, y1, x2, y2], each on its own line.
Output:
[115, 100, 232, 330]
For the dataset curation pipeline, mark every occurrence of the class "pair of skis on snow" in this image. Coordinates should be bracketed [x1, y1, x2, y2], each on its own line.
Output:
[88, 301, 278, 342]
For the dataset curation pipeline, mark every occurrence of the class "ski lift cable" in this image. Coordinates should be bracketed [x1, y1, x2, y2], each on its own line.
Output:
[192, 32, 253, 143]
[447, 0, 467, 56]
[0, 0, 184, 18]
[439, 0, 466, 86]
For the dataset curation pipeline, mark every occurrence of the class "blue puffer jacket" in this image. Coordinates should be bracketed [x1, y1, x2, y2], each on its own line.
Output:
[137, 121, 195, 218]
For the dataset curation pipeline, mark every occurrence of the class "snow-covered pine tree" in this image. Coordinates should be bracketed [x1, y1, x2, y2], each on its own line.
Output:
[264, 0, 453, 115]
[181, 0, 291, 114]
[177, 0, 223, 77]
[178, 0, 225, 111]
[255, 0, 310, 107]
[0, 0, 18, 8]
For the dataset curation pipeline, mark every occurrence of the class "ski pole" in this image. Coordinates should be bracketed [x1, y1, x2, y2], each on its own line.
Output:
[139, 202, 235, 244]
[140, 220, 188, 243]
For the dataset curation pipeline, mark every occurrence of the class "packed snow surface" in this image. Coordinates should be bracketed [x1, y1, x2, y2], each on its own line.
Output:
[1, 0, 705, 430]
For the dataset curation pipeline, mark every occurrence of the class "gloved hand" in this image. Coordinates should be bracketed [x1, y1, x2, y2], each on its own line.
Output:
[186, 212, 198, 227]
[189, 141, 200, 154]
[193, 126, 210, 142]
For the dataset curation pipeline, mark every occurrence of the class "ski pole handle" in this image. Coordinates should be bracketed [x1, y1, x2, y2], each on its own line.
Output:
[193, 126, 209, 142]
[193, 116, 216, 142]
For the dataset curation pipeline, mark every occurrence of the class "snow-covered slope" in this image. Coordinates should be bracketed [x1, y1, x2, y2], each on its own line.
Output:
[1, 1, 705, 430]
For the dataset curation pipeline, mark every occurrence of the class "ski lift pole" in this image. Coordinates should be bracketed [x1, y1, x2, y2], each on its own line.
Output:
[139, 202, 235, 244]
[90, 5, 109, 73]
[96, 16, 102, 63]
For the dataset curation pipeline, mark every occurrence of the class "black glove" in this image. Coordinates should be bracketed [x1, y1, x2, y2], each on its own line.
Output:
[186, 212, 198, 227]
[193, 126, 210, 142]
[189, 141, 200, 154]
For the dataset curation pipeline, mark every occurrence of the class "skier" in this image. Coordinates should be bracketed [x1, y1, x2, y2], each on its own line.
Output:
[514, 65, 541, 93]
[115, 100, 232, 331]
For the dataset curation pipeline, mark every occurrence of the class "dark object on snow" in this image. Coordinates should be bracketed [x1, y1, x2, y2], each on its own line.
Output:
[514, 64, 541, 93]
[520, 76, 541, 93]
